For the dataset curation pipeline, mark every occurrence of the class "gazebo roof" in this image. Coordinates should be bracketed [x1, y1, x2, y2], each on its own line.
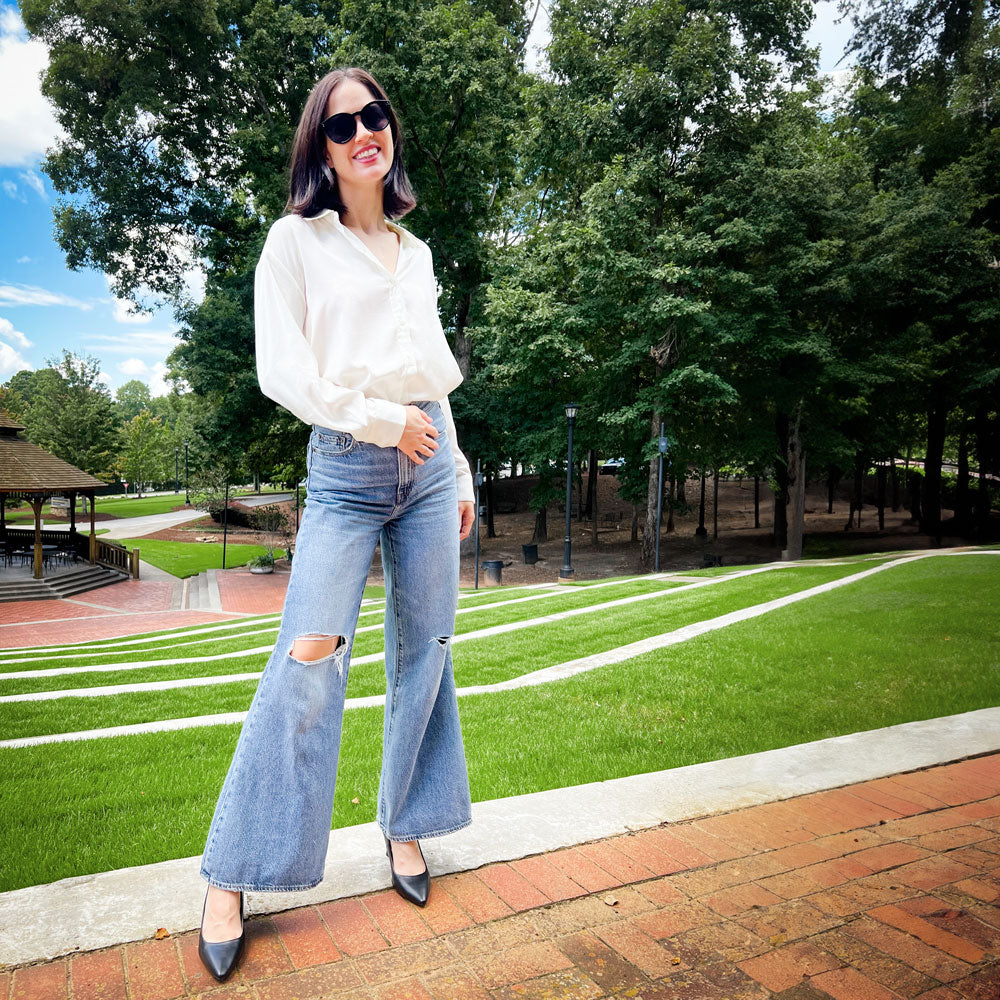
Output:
[0, 412, 26, 432]
[0, 410, 105, 492]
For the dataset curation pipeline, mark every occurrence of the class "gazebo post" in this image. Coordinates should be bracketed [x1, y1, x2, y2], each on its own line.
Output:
[32, 495, 44, 580]
[89, 492, 96, 565]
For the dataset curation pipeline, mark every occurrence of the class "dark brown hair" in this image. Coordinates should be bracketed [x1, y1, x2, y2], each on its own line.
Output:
[285, 67, 416, 220]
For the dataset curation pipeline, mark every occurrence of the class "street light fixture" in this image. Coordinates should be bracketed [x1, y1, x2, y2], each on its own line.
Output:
[560, 403, 579, 582]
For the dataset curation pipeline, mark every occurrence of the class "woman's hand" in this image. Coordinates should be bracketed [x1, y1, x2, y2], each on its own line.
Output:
[397, 405, 440, 464]
[458, 501, 475, 540]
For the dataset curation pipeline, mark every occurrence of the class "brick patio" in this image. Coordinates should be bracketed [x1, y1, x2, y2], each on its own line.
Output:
[4, 753, 999, 999]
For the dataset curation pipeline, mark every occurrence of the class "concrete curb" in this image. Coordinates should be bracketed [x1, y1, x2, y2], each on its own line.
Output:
[1, 705, 997, 968]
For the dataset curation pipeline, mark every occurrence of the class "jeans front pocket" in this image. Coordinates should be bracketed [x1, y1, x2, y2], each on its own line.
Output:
[312, 428, 356, 457]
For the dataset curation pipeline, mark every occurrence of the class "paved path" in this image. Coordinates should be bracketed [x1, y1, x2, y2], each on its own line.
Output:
[4, 752, 998, 998]
[94, 507, 210, 541]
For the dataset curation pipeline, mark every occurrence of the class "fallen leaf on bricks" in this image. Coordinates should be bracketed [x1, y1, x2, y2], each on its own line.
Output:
[154, 928, 169, 939]
[603, 894, 619, 906]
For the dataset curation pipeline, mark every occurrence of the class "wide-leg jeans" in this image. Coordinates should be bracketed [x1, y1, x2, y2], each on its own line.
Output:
[200, 399, 472, 892]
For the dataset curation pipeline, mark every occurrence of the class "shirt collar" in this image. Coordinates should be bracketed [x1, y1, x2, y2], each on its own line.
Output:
[308, 207, 416, 249]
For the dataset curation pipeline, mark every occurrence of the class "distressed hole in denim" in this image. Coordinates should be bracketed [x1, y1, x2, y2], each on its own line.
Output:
[430, 635, 451, 646]
[289, 634, 344, 664]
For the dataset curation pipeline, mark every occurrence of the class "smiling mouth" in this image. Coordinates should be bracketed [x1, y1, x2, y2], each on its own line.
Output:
[354, 146, 380, 161]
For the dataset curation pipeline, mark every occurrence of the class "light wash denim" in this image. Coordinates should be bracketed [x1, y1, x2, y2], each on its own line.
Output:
[200, 399, 472, 892]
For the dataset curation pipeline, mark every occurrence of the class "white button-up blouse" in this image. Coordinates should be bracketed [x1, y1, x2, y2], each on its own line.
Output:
[254, 207, 474, 502]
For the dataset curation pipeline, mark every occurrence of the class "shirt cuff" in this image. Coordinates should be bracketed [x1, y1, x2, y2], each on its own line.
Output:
[363, 398, 408, 448]
[456, 469, 474, 503]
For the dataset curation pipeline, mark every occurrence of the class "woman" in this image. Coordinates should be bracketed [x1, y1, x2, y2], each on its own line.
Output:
[197, 67, 476, 983]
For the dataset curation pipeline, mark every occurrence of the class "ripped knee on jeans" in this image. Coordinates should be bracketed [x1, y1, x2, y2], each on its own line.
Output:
[289, 633, 344, 664]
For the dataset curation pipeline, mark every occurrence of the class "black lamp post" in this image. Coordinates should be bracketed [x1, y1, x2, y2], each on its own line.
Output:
[474, 458, 484, 590]
[560, 403, 579, 581]
[174, 446, 179, 493]
[184, 440, 190, 505]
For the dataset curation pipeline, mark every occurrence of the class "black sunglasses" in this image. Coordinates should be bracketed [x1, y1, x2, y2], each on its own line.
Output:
[319, 100, 392, 144]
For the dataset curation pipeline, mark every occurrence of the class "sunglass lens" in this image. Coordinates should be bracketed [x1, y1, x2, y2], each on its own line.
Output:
[327, 116, 355, 143]
[361, 102, 390, 133]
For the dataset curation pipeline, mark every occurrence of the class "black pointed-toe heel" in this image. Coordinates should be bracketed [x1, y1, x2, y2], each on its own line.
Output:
[385, 835, 429, 907]
[198, 887, 245, 982]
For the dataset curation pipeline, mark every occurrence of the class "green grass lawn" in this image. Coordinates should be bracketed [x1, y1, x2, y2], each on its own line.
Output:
[0, 551, 996, 891]
[6, 493, 194, 523]
[118, 538, 288, 577]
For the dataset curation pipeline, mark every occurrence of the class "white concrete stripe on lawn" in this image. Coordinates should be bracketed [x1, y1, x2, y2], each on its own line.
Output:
[0, 572, 671, 661]
[1, 705, 997, 969]
[0, 568, 781, 685]
[0, 574, 675, 666]
[0, 551, 964, 741]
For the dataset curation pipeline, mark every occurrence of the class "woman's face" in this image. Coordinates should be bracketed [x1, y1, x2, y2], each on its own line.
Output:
[323, 78, 394, 191]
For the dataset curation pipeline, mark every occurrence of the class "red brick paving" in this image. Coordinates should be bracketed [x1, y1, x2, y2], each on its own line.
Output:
[0, 608, 241, 648]
[215, 565, 293, 614]
[4, 753, 999, 999]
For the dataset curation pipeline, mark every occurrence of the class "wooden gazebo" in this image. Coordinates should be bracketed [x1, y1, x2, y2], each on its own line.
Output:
[0, 410, 134, 581]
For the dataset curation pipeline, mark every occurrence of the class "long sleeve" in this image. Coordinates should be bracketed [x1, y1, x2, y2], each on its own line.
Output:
[438, 393, 474, 503]
[254, 245, 408, 447]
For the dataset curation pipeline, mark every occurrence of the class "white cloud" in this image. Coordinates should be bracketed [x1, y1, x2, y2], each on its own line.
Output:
[83, 329, 179, 354]
[149, 361, 173, 397]
[0, 340, 32, 377]
[2, 178, 23, 200]
[18, 169, 46, 200]
[111, 358, 174, 397]
[97, 370, 112, 387]
[0, 316, 33, 349]
[0, 8, 59, 168]
[16, 255, 30, 264]
[118, 357, 149, 376]
[111, 296, 155, 325]
[0, 282, 91, 309]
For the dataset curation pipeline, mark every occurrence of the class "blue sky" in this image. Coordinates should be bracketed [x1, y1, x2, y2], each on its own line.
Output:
[0, 0, 856, 400]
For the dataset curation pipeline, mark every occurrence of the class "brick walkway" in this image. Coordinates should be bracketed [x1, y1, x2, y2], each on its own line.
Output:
[5, 754, 999, 999]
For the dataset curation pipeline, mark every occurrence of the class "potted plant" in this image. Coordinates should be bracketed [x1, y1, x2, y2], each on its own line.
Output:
[247, 552, 275, 575]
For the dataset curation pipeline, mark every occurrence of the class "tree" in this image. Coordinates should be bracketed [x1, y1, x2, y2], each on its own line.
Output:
[115, 380, 152, 422]
[117, 410, 170, 497]
[23, 350, 118, 480]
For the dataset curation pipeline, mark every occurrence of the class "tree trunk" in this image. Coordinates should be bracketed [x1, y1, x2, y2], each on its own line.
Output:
[877, 464, 887, 531]
[826, 468, 838, 514]
[712, 469, 719, 541]
[485, 473, 496, 538]
[846, 454, 864, 530]
[666, 473, 675, 533]
[956, 421, 970, 536]
[585, 448, 597, 520]
[890, 457, 900, 511]
[532, 506, 547, 544]
[631, 504, 639, 543]
[754, 475, 760, 528]
[640, 408, 662, 569]
[696, 469, 707, 538]
[783, 405, 805, 560]
[677, 470, 686, 505]
[454, 306, 472, 378]
[772, 412, 789, 548]
[908, 470, 922, 523]
[920, 387, 946, 539]
[974, 404, 991, 539]
[589, 450, 599, 545]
